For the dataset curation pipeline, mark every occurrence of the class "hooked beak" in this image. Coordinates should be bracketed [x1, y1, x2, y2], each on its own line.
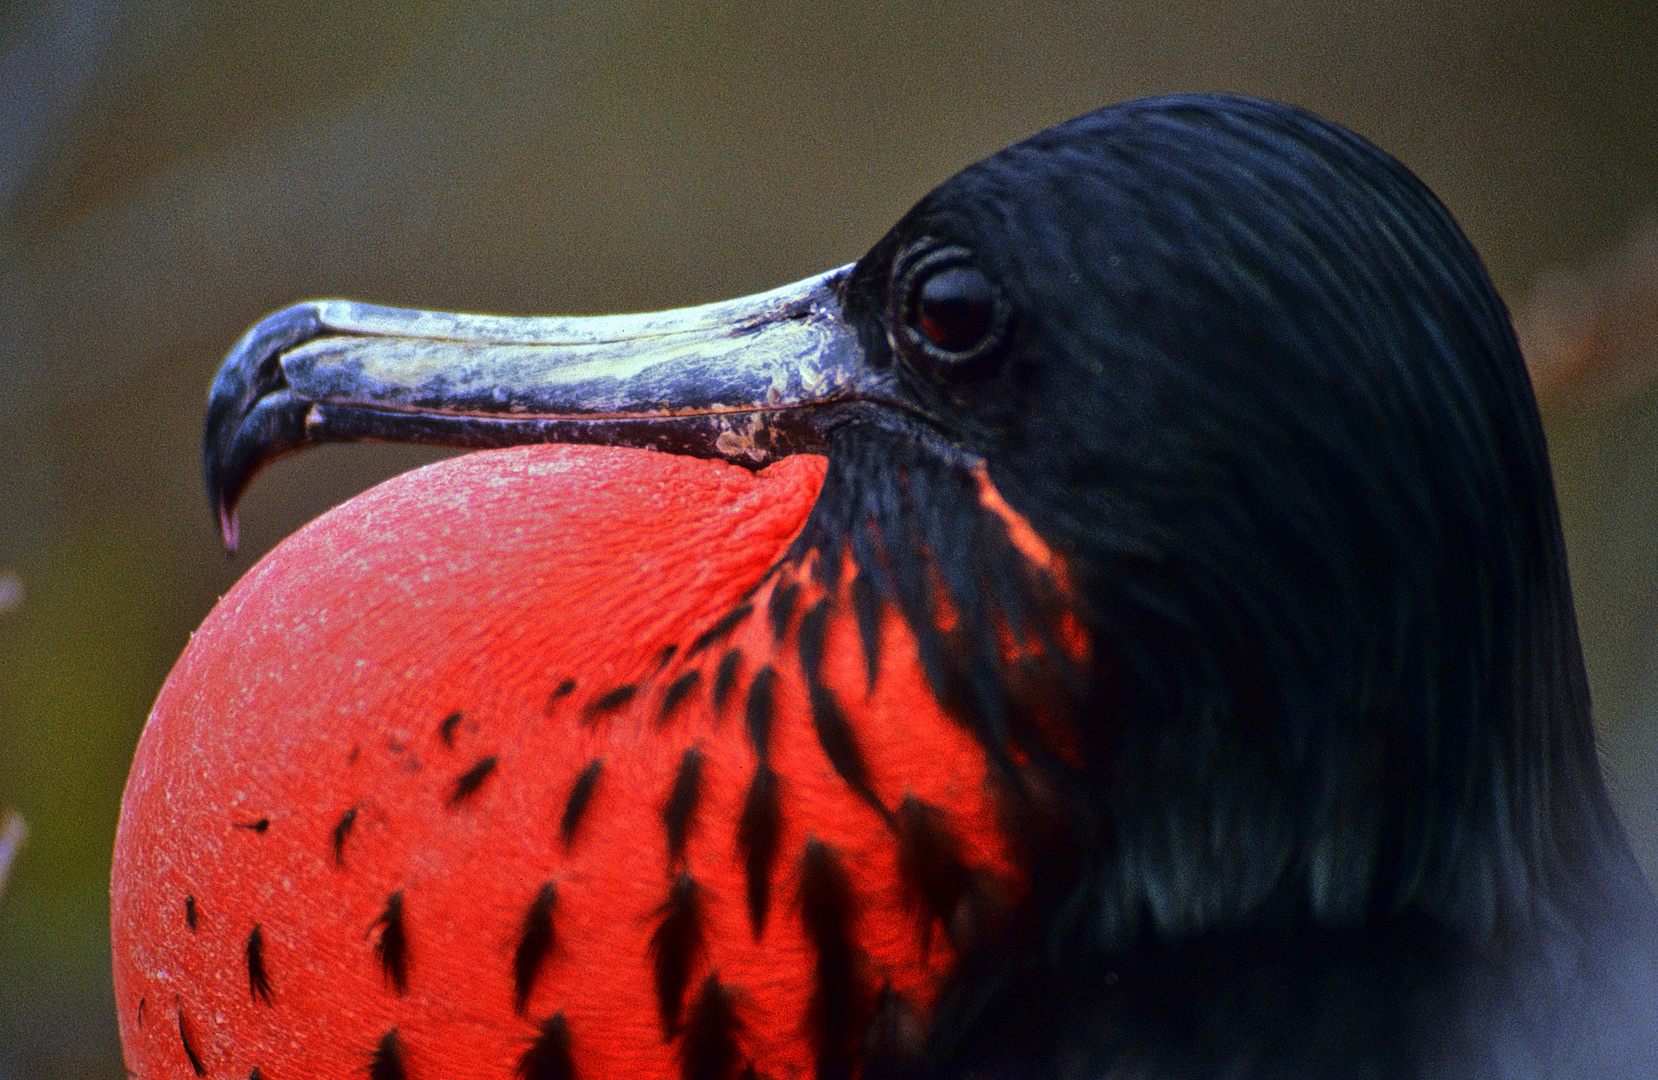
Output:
[205, 265, 890, 551]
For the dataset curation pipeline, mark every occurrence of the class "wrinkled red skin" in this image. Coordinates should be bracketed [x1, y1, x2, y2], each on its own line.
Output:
[112, 445, 1016, 1080]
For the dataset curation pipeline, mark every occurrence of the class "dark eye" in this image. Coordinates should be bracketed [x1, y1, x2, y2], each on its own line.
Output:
[916, 265, 995, 352]
[894, 243, 1006, 369]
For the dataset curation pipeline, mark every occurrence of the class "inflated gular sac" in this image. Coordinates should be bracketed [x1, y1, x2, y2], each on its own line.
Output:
[112, 445, 1020, 1080]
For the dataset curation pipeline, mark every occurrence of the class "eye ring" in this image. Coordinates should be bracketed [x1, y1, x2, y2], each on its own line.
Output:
[892, 242, 1008, 371]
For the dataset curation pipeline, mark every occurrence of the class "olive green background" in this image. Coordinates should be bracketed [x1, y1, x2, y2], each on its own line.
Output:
[1, 2, 1655, 1076]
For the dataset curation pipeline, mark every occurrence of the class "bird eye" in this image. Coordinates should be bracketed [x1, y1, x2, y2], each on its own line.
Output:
[917, 266, 994, 351]
[894, 244, 1006, 369]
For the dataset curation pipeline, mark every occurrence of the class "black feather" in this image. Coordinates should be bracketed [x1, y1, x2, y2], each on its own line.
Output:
[513, 882, 558, 1015]
[374, 890, 409, 994]
[585, 684, 638, 720]
[184, 895, 197, 931]
[246, 924, 273, 1005]
[809, 683, 883, 814]
[649, 873, 705, 1038]
[438, 710, 463, 746]
[894, 796, 975, 956]
[768, 580, 802, 641]
[680, 974, 745, 1080]
[713, 650, 743, 712]
[798, 839, 866, 1080]
[332, 804, 359, 866]
[561, 759, 603, 849]
[744, 666, 775, 760]
[663, 747, 705, 866]
[178, 1010, 206, 1076]
[660, 670, 702, 724]
[689, 604, 753, 657]
[518, 1012, 576, 1080]
[798, 601, 884, 816]
[447, 755, 498, 807]
[796, 598, 832, 674]
[736, 764, 782, 938]
[369, 1028, 407, 1080]
[848, 571, 882, 693]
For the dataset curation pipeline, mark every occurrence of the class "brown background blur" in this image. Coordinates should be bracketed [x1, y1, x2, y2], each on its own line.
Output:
[2, 2, 1656, 1076]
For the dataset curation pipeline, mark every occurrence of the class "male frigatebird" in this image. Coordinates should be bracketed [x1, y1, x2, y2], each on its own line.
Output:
[112, 94, 1658, 1078]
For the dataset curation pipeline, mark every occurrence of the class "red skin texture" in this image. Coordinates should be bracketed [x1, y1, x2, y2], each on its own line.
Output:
[112, 445, 1016, 1080]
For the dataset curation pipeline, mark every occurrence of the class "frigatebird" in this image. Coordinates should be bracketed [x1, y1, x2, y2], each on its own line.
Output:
[112, 94, 1658, 1079]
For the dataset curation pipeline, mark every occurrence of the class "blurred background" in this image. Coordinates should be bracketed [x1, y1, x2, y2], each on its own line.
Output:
[1, 1, 1656, 1075]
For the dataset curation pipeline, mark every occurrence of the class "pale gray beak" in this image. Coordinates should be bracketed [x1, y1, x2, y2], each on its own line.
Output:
[204, 264, 893, 551]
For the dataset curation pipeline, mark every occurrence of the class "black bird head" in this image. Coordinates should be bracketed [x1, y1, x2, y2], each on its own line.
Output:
[203, 94, 1655, 1076]
[832, 94, 1617, 933]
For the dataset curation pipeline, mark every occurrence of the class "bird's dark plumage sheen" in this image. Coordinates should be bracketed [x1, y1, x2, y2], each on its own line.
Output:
[798, 94, 1658, 1078]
